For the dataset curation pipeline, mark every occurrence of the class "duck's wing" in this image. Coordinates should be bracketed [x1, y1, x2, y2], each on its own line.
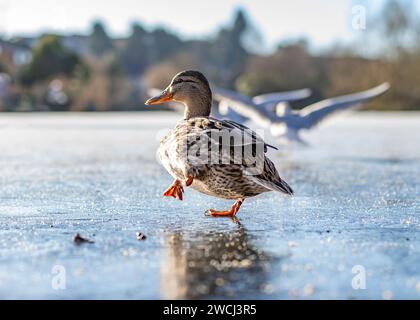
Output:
[297, 83, 390, 129]
[221, 120, 293, 195]
[183, 117, 275, 171]
[219, 119, 278, 151]
[252, 88, 312, 107]
[184, 118, 293, 194]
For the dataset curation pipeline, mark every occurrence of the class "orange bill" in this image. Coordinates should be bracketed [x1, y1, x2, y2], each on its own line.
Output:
[145, 89, 173, 105]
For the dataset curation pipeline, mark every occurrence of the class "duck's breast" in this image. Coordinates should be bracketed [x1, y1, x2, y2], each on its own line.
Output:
[158, 122, 197, 180]
[158, 128, 186, 180]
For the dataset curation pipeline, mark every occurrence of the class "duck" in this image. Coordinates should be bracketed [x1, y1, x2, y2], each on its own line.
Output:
[145, 70, 293, 217]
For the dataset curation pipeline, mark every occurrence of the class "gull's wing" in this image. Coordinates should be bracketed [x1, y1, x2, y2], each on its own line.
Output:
[212, 87, 255, 105]
[212, 87, 276, 127]
[298, 83, 390, 129]
[212, 99, 248, 123]
[252, 88, 312, 106]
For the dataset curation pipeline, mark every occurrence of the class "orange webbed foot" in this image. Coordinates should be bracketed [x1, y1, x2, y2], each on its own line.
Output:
[163, 180, 184, 201]
[163, 177, 194, 201]
[205, 199, 244, 217]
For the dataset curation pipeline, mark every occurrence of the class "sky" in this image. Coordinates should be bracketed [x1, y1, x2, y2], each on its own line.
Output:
[0, 0, 389, 51]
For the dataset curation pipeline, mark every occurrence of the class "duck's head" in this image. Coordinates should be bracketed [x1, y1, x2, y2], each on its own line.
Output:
[145, 70, 212, 119]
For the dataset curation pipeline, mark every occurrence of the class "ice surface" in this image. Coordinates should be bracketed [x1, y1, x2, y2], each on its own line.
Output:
[0, 111, 419, 299]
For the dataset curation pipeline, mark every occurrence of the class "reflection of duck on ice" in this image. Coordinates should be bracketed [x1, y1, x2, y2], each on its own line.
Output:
[160, 225, 272, 299]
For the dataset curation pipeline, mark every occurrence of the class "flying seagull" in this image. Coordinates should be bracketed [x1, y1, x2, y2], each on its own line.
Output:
[212, 87, 311, 122]
[212, 83, 390, 144]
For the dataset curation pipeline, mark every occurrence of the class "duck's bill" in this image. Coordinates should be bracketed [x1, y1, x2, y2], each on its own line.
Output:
[145, 90, 173, 105]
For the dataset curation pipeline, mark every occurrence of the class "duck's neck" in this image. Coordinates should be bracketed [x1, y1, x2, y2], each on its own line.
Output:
[183, 98, 212, 119]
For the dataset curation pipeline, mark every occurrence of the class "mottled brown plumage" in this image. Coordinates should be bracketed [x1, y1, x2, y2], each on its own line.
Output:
[146, 70, 293, 217]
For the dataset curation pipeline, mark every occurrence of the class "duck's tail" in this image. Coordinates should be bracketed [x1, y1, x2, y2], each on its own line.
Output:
[273, 178, 294, 195]
[247, 175, 294, 196]
[245, 157, 294, 196]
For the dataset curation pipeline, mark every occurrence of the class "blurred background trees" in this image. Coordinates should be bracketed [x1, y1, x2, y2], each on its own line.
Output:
[89, 21, 114, 57]
[0, 1, 419, 111]
[19, 35, 88, 86]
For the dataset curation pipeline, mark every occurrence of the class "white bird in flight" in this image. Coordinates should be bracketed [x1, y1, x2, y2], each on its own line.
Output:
[212, 83, 390, 145]
[213, 87, 311, 122]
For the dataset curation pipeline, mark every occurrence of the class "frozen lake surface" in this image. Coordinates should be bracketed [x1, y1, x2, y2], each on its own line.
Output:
[0, 111, 419, 299]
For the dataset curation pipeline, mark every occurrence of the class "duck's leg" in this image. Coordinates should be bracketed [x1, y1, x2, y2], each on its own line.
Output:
[206, 199, 244, 217]
[163, 177, 194, 201]
[185, 176, 194, 186]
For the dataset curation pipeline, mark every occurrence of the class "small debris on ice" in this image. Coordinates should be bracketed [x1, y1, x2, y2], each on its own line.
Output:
[136, 232, 147, 240]
[74, 233, 95, 245]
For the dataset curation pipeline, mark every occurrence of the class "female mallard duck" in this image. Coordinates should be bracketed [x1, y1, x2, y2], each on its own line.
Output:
[145, 70, 293, 217]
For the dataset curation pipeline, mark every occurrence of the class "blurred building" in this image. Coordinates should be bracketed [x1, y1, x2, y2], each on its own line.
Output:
[62, 35, 90, 56]
[0, 38, 32, 67]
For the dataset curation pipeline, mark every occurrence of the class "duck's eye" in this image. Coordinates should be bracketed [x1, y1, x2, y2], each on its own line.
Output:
[173, 78, 197, 85]
[172, 79, 184, 85]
